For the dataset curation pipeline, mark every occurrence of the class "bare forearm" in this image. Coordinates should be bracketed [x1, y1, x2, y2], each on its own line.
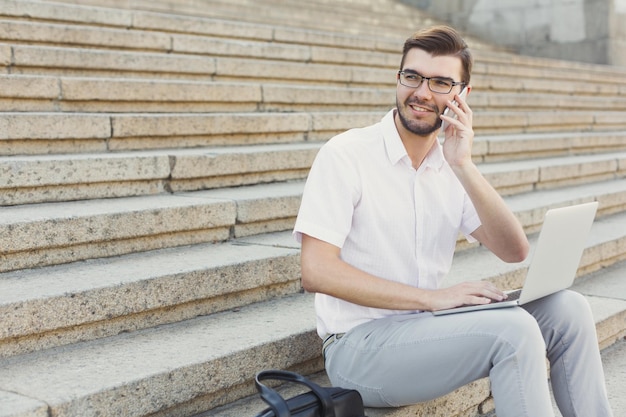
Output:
[300, 234, 508, 311]
[301, 245, 430, 310]
[452, 163, 529, 262]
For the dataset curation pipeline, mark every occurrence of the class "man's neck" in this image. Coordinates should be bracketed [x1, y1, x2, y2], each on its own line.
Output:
[394, 113, 439, 169]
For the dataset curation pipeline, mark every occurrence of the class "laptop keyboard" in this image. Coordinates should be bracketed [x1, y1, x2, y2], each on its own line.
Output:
[501, 288, 522, 303]
[457, 288, 522, 308]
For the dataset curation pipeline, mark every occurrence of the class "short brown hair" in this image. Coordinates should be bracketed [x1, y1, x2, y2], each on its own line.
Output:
[400, 26, 473, 84]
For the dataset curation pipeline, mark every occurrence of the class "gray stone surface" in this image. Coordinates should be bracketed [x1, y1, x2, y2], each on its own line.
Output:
[0, 0, 133, 27]
[0, 240, 301, 355]
[0, 294, 318, 417]
[0, 113, 110, 140]
[0, 194, 236, 252]
[0, 194, 236, 271]
[0, 20, 171, 51]
[0, 391, 48, 417]
[10, 44, 214, 81]
[601, 339, 626, 416]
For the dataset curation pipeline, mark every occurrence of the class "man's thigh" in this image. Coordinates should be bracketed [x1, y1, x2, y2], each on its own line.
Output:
[324, 307, 545, 407]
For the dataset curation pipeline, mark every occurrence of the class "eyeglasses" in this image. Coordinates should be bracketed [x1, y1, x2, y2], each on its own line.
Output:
[397, 70, 465, 94]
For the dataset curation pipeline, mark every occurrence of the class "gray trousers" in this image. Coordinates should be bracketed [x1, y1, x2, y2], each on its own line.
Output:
[323, 290, 613, 417]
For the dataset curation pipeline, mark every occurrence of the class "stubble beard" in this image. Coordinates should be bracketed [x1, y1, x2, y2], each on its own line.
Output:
[396, 97, 442, 136]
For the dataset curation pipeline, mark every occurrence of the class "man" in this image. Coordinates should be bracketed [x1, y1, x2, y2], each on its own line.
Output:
[293, 26, 613, 417]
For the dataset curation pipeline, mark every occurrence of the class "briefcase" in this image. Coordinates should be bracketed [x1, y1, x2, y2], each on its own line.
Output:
[254, 370, 366, 417]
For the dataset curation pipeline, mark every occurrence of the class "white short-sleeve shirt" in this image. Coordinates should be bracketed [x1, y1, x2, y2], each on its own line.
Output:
[294, 109, 481, 337]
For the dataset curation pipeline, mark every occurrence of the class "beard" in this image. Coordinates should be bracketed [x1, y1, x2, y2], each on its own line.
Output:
[396, 97, 443, 136]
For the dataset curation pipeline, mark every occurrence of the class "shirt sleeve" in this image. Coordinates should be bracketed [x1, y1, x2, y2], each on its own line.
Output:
[293, 140, 361, 248]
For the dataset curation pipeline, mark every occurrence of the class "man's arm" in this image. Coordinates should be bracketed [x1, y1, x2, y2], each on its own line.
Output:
[457, 163, 529, 262]
[441, 90, 529, 263]
[300, 234, 508, 311]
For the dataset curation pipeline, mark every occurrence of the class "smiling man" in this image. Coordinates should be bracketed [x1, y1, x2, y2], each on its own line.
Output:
[293, 26, 613, 416]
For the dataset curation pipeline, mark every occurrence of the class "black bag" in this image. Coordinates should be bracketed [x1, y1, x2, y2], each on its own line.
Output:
[254, 370, 367, 417]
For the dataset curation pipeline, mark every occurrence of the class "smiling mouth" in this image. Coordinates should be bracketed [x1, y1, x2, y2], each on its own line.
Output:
[408, 101, 438, 115]
[410, 104, 431, 113]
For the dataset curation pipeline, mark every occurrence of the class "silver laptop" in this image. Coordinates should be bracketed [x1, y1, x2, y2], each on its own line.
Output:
[433, 201, 598, 316]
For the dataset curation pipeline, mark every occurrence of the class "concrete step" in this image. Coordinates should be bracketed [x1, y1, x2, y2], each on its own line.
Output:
[0, 238, 302, 358]
[0, 18, 171, 52]
[472, 110, 626, 135]
[0, 192, 236, 272]
[604, 339, 626, 412]
[0, 75, 395, 113]
[0, 180, 306, 272]
[35, 0, 443, 42]
[5, 40, 626, 97]
[1, 4, 625, 93]
[0, 143, 320, 205]
[2, 175, 625, 271]
[2, 136, 625, 205]
[6, 0, 626, 90]
[504, 179, 626, 228]
[6, 73, 626, 114]
[175, 0, 429, 37]
[469, 91, 626, 111]
[0, 0, 403, 54]
[1, 185, 625, 358]
[472, 57, 626, 96]
[4, 110, 626, 156]
[0, 292, 320, 417]
[480, 151, 626, 196]
[475, 131, 626, 162]
[0, 18, 401, 68]
[2, 246, 615, 417]
[0, 111, 327, 155]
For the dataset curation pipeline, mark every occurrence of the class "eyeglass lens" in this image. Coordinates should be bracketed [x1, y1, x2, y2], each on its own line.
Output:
[399, 71, 454, 94]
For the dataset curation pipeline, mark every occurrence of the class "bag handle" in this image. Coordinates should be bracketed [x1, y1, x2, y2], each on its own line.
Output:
[255, 370, 336, 417]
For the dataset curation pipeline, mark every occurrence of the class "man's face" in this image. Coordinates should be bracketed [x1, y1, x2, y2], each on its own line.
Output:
[396, 48, 465, 137]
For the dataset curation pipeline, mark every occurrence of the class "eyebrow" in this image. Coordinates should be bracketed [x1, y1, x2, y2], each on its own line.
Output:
[401, 69, 454, 82]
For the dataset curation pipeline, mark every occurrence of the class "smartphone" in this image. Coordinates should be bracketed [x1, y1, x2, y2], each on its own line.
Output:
[441, 87, 467, 132]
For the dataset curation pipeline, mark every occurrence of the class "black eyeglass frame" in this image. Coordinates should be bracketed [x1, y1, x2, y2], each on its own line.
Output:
[397, 70, 466, 94]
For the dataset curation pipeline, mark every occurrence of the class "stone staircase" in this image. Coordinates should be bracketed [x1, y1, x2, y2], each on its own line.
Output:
[0, 1, 625, 416]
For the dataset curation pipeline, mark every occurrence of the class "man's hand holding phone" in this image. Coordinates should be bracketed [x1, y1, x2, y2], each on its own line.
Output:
[440, 87, 468, 132]
[440, 87, 474, 168]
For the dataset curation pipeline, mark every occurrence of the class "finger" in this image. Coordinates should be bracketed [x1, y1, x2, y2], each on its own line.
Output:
[482, 286, 506, 301]
[446, 99, 461, 115]
[451, 97, 473, 122]
[440, 114, 464, 131]
[467, 295, 492, 305]
[442, 105, 471, 131]
[471, 282, 506, 301]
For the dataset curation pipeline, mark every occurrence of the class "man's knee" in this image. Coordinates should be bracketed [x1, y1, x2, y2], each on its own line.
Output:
[492, 308, 546, 359]
[549, 290, 591, 315]
[530, 290, 595, 331]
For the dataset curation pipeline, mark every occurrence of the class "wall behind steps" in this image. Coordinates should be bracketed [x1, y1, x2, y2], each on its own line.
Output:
[403, 0, 626, 67]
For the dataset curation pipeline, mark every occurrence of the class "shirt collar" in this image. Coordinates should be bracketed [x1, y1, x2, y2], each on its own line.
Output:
[382, 109, 445, 171]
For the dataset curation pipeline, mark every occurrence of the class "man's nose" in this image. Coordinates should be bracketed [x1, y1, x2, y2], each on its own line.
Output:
[412, 79, 432, 99]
